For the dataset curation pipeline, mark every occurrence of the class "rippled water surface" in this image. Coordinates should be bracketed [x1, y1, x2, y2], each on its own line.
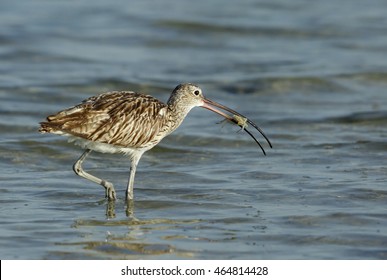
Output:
[1, 0, 387, 259]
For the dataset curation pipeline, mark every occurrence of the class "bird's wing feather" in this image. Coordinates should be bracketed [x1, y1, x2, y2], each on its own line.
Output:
[40, 91, 169, 148]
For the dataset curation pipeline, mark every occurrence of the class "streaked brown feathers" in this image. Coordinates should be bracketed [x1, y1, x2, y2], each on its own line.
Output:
[39, 91, 171, 148]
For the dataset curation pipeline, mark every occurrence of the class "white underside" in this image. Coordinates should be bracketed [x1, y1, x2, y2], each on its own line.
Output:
[59, 133, 149, 158]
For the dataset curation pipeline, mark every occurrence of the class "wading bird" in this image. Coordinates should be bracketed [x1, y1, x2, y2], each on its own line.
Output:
[39, 83, 272, 200]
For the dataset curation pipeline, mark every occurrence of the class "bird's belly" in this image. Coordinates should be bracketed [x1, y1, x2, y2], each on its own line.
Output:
[67, 135, 147, 156]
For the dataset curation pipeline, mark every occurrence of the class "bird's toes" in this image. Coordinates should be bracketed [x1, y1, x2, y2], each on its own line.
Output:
[103, 184, 117, 200]
[106, 188, 116, 200]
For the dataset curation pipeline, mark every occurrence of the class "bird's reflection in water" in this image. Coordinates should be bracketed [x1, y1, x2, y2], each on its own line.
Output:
[125, 200, 135, 218]
[69, 199, 205, 258]
[102, 199, 135, 219]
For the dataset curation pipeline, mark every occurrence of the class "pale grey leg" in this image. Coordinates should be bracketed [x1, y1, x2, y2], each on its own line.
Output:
[126, 153, 143, 201]
[73, 149, 117, 200]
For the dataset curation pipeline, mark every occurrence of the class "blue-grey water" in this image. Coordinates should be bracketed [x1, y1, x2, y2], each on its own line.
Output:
[1, 0, 387, 259]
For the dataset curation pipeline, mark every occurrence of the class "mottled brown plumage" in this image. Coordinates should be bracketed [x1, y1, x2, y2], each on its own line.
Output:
[41, 92, 171, 149]
[39, 83, 272, 201]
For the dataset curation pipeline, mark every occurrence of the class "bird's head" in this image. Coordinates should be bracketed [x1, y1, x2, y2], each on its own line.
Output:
[167, 83, 205, 109]
[167, 83, 272, 155]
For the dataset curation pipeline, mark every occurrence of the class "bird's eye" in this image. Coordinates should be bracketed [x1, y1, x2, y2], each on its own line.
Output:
[194, 90, 200, 96]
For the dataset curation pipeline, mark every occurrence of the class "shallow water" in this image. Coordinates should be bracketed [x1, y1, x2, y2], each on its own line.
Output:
[1, 0, 387, 259]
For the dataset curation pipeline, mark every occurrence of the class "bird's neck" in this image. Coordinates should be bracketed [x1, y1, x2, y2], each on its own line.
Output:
[167, 102, 194, 132]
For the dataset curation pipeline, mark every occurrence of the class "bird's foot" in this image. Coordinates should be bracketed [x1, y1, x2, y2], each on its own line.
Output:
[106, 188, 117, 201]
[103, 181, 117, 200]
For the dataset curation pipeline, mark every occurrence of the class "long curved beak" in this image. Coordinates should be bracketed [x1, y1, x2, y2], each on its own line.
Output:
[201, 98, 272, 155]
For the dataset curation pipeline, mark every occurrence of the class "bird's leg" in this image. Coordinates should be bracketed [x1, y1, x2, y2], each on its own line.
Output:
[73, 149, 117, 200]
[126, 154, 142, 201]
